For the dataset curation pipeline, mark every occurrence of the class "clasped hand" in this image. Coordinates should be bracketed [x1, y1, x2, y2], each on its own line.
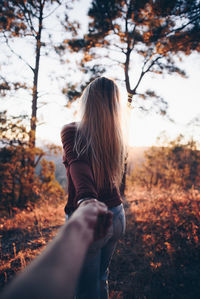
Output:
[69, 199, 113, 242]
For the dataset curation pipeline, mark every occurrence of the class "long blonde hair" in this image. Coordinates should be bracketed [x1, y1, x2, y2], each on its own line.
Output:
[74, 77, 125, 192]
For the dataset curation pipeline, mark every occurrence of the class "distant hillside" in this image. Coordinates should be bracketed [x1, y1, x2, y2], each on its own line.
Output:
[46, 153, 67, 191]
[127, 146, 149, 174]
[36, 145, 150, 190]
[35, 149, 67, 191]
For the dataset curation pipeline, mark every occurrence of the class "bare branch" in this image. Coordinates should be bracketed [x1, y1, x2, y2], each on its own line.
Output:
[124, 48, 132, 94]
[132, 56, 162, 94]
[144, 56, 162, 74]
[37, 102, 48, 109]
[3, 33, 34, 73]
[113, 43, 126, 54]
[43, 2, 62, 19]
[141, 57, 150, 72]
[130, 25, 136, 50]
[0, 74, 9, 84]
[17, 1, 39, 20]
[34, 152, 44, 167]
[169, 14, 200, 35]
[17, 3, 37, 35]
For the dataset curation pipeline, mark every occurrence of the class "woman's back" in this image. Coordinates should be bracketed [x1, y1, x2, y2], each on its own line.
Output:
[61, 77, 126, 299]
[74, 76, 125, 192]
[61, 121, 122, 215]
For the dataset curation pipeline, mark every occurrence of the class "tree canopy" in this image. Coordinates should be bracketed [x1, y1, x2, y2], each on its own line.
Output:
[66, 0, 200, 112]
[0, 0, 79, 147]
[0, 111, 64, 214]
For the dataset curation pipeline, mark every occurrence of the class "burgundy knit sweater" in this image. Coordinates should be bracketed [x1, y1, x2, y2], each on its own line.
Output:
[61, 122, 122, 214]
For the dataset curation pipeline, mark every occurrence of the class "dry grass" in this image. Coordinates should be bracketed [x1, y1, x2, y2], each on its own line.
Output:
[1, 187, 200, 299]
[110, 186, 200, 299]
[0, 202, 65, 288]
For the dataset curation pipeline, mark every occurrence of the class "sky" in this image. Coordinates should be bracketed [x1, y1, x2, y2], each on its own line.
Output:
[1, 0, 200, 148]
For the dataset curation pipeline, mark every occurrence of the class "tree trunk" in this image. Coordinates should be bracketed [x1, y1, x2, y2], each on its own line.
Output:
[28, 3, 43, 192]
[30, 3, 43, 149]
[120, 162, 127, 198]
[121, 50, 135, 197]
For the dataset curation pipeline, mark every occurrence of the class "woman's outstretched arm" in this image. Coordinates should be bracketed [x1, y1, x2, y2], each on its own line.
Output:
[1, 201, 112, 299]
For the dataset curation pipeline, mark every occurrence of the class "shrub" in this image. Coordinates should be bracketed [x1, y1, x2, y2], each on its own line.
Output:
[129, 135, 200, 189]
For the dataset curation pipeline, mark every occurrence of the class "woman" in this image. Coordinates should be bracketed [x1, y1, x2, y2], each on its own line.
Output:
[61, 77, 126, 299]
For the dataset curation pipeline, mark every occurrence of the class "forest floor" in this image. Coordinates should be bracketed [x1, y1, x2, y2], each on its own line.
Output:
[1, 186, 200, 299]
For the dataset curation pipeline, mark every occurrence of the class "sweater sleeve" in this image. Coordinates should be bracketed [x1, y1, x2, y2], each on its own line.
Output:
[61, 124, 98, 202]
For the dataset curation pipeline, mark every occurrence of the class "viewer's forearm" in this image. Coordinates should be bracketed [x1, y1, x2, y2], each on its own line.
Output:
[2, 222, 92, 299]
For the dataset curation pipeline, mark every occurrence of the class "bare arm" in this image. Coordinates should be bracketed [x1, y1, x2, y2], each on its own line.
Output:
[1, 201, 112, 299]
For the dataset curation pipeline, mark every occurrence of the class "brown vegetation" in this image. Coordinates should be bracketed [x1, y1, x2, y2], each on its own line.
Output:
[1, 131, 200, 298]
[1, 186, 200, 299]
[129, 136, 200, 190]
[110, 186, 200, 299]
[0, 111, 65, 215]
[0, 202, 65, 289]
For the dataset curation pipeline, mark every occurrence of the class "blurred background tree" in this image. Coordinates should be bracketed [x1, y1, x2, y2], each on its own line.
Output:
[0, 0, 199, 205]
[129, 135, 200, 190]
[1, 0, 57, 147]
[0, 0, 78, 209]
[64, 0, 200, 112]
[0, 0, 80, 147]
[0, 111, 64, 215]
[60, 0, 200, 194]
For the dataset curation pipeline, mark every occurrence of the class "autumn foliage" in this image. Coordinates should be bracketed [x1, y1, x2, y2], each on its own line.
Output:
[0, 111, 64, 215]
[110, 186, 200, 299]
[129, 135, 200, 190]
[1, 186, 200, 298]
[1, 110, 200, 298]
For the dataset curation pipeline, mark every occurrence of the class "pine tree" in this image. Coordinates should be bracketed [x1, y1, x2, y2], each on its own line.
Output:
[66, 0, 200, 111]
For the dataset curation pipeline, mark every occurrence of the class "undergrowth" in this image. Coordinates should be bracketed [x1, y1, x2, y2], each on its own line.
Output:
[1, 187, 200, 298]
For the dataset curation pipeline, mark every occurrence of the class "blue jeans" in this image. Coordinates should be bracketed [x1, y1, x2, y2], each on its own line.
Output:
[65, 203, 126, 299]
